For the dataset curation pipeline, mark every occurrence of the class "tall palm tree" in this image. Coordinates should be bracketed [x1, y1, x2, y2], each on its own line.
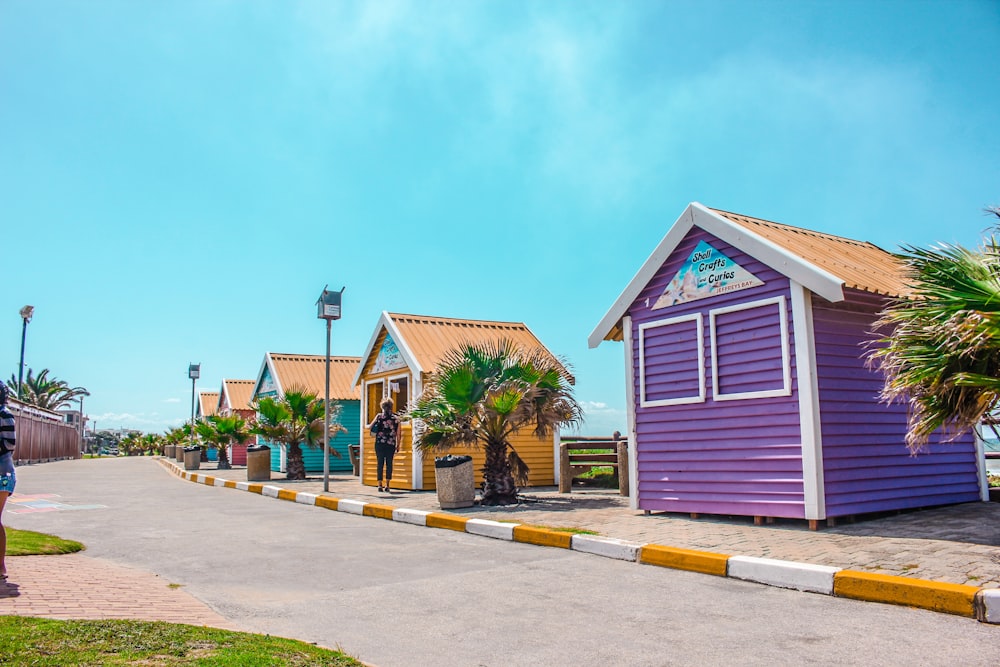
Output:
[6, 368, 89, 410]
[196, 414, 253, 470]
[408, 339, 582, 506]
[251, 387, 344, 480]
[869, 206, 1000, 450]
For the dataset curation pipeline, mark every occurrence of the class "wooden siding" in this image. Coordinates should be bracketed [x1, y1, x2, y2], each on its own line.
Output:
[813, 293, 981, 516]
[417, 428, 556, 491]
[262, 400, 359, 474]
[713, 300, 786, 396]
[630, 227, 806, 518]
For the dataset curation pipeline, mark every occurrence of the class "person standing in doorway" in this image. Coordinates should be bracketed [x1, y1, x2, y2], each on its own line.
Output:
[0, 384, 16, 582]
[368, 398, 401, 493]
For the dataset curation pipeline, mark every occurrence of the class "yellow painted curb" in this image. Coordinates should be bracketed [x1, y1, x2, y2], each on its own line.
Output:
[202, 476, 216, 486]
[246, 483, 264, 495]
[277, 489, 297, 502]
[639, 544, 729, 576]
[512, 525, 572, 549]
[426, 513, 469, 532]
[833, 571, 978, 617]
[223, 480, 237, 489]
[315, 496, 339, 511]
[363, 503, 395, 520]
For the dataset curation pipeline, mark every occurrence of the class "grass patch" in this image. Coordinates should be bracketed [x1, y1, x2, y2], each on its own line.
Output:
[988, 473, 1000, 488]
[6, 529, 84, 556]
[532, 525, 599, 536]
[0, 617, 363, 666]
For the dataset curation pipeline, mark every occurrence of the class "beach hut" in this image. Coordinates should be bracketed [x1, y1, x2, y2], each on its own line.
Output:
[196, 392, 219, 420]
[352, 312, 565, 491]
[250, 352, 361, 475]
[216, 379, 257, 466]
[589, 202, 988, 526]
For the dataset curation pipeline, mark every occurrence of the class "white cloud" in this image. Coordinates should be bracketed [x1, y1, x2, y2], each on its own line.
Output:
[162, 397, 181, 403]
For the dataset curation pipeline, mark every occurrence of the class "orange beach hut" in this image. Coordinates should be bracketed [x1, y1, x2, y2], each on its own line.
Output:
[352, 312, 566, 491]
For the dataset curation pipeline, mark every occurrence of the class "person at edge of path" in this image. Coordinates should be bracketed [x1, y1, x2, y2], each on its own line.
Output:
[368, 398, 401, 493]
[0, 384, 16, 582]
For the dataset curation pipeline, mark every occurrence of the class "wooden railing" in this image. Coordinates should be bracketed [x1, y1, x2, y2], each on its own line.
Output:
[9, 398, 81, 464]
[558, 433, 629, 496]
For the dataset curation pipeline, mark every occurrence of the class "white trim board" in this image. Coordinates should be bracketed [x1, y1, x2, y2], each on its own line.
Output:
[709, 295, 791, 402]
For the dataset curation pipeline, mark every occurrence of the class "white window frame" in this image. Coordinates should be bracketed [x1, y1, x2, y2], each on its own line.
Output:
[709, 295, 791, 402]
[387, 372, 411, 417]
[638, 313, 705, 407]
[364, 379, 385, 424]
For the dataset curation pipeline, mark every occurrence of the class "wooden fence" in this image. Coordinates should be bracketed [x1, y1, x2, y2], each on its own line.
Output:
[8, 398, 81, 464]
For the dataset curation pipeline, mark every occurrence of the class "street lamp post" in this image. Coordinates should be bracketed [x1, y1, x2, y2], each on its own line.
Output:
[317, 286, 344, 493]
[188, 363, 200, 450]
[17, 305, 34, 399]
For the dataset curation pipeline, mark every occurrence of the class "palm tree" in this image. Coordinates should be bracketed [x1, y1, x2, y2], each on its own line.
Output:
[6, 368, 89, 410]
[868, 206, 1000, 451]
[408, 339, 582, 506]
[141, 433, 162, 456]
[196, 414, 253, 470]
[251, 387, 345, 480]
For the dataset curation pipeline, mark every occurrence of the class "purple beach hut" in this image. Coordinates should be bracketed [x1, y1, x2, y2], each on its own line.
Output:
[589, 203, 989, 528]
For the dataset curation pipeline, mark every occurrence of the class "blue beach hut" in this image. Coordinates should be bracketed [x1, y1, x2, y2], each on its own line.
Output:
[250, 352, 362, 475]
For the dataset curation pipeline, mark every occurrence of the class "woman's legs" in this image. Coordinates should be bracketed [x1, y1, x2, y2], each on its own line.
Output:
[0, 492, 8, 579]
[384, 453, 393, 488]
[376, 450, 387, 489]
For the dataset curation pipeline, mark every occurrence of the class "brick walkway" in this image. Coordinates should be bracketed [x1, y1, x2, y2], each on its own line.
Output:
[188, 460, 1000, 588]
[0, 553, 236, 628]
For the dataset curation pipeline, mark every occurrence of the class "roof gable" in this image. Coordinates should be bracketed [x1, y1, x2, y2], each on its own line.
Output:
[253, 352, 361, 401]
[353, 311, 564, 386]
[589, 203, 905, 347]
[197, 392, 220, 419]
[221, 379, 256, 412]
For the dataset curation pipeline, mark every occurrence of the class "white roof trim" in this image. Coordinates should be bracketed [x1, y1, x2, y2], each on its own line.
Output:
[588, 202, 845, 348]
[250, 353, 284, 401]
[351, 311, 423, 387]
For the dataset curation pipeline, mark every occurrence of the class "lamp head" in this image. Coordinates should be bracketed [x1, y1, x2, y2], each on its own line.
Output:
[188, 363, 201, 380]
[20, 305, 34, 322]
[316, 286, 344, 321]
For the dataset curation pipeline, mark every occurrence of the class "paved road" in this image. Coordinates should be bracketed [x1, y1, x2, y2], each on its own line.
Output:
[5, 458, 998, 666]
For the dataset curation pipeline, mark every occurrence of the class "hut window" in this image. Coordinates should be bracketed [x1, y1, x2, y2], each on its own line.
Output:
[709, 295, 791, 401]
[366, 381, 384, 423]
[389, 375, 409, 414]
[638, 313, 705, 407]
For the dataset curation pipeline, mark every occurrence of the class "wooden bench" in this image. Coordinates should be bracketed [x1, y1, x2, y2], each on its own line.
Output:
[348, 444, 360, 476]
[558, 435, 629, 496]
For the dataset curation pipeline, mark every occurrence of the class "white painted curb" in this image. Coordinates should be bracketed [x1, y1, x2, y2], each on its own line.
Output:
[466, 519, 517, 541]
[979, 588, 1000, 624]
[727, 556, 840, 594]
[337, 499, 366, 515]
[571, 535, 642, 561]
[235, 482, 251, 492]
[213, 478, 228, 487]
[295, 492, 318, 506]
[261, 485, 282, 498]
[393, 508, 432, 526]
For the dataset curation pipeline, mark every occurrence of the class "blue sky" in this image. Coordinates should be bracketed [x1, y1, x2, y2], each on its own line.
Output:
[2, 1, 998, 435]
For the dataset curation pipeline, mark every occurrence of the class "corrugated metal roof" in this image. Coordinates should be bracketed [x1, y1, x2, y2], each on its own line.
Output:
[712, 208, 909, 298]
[222, 379, 256, 411]
[386, 312, 570, 380]
[198, 392, 219, 418]
[269, 354, 361, 400]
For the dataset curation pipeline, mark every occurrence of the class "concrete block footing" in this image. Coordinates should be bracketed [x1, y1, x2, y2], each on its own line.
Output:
[571, 535, 641, 561]
[727, 556, 839, 594]
[466, 519, 517, 540]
